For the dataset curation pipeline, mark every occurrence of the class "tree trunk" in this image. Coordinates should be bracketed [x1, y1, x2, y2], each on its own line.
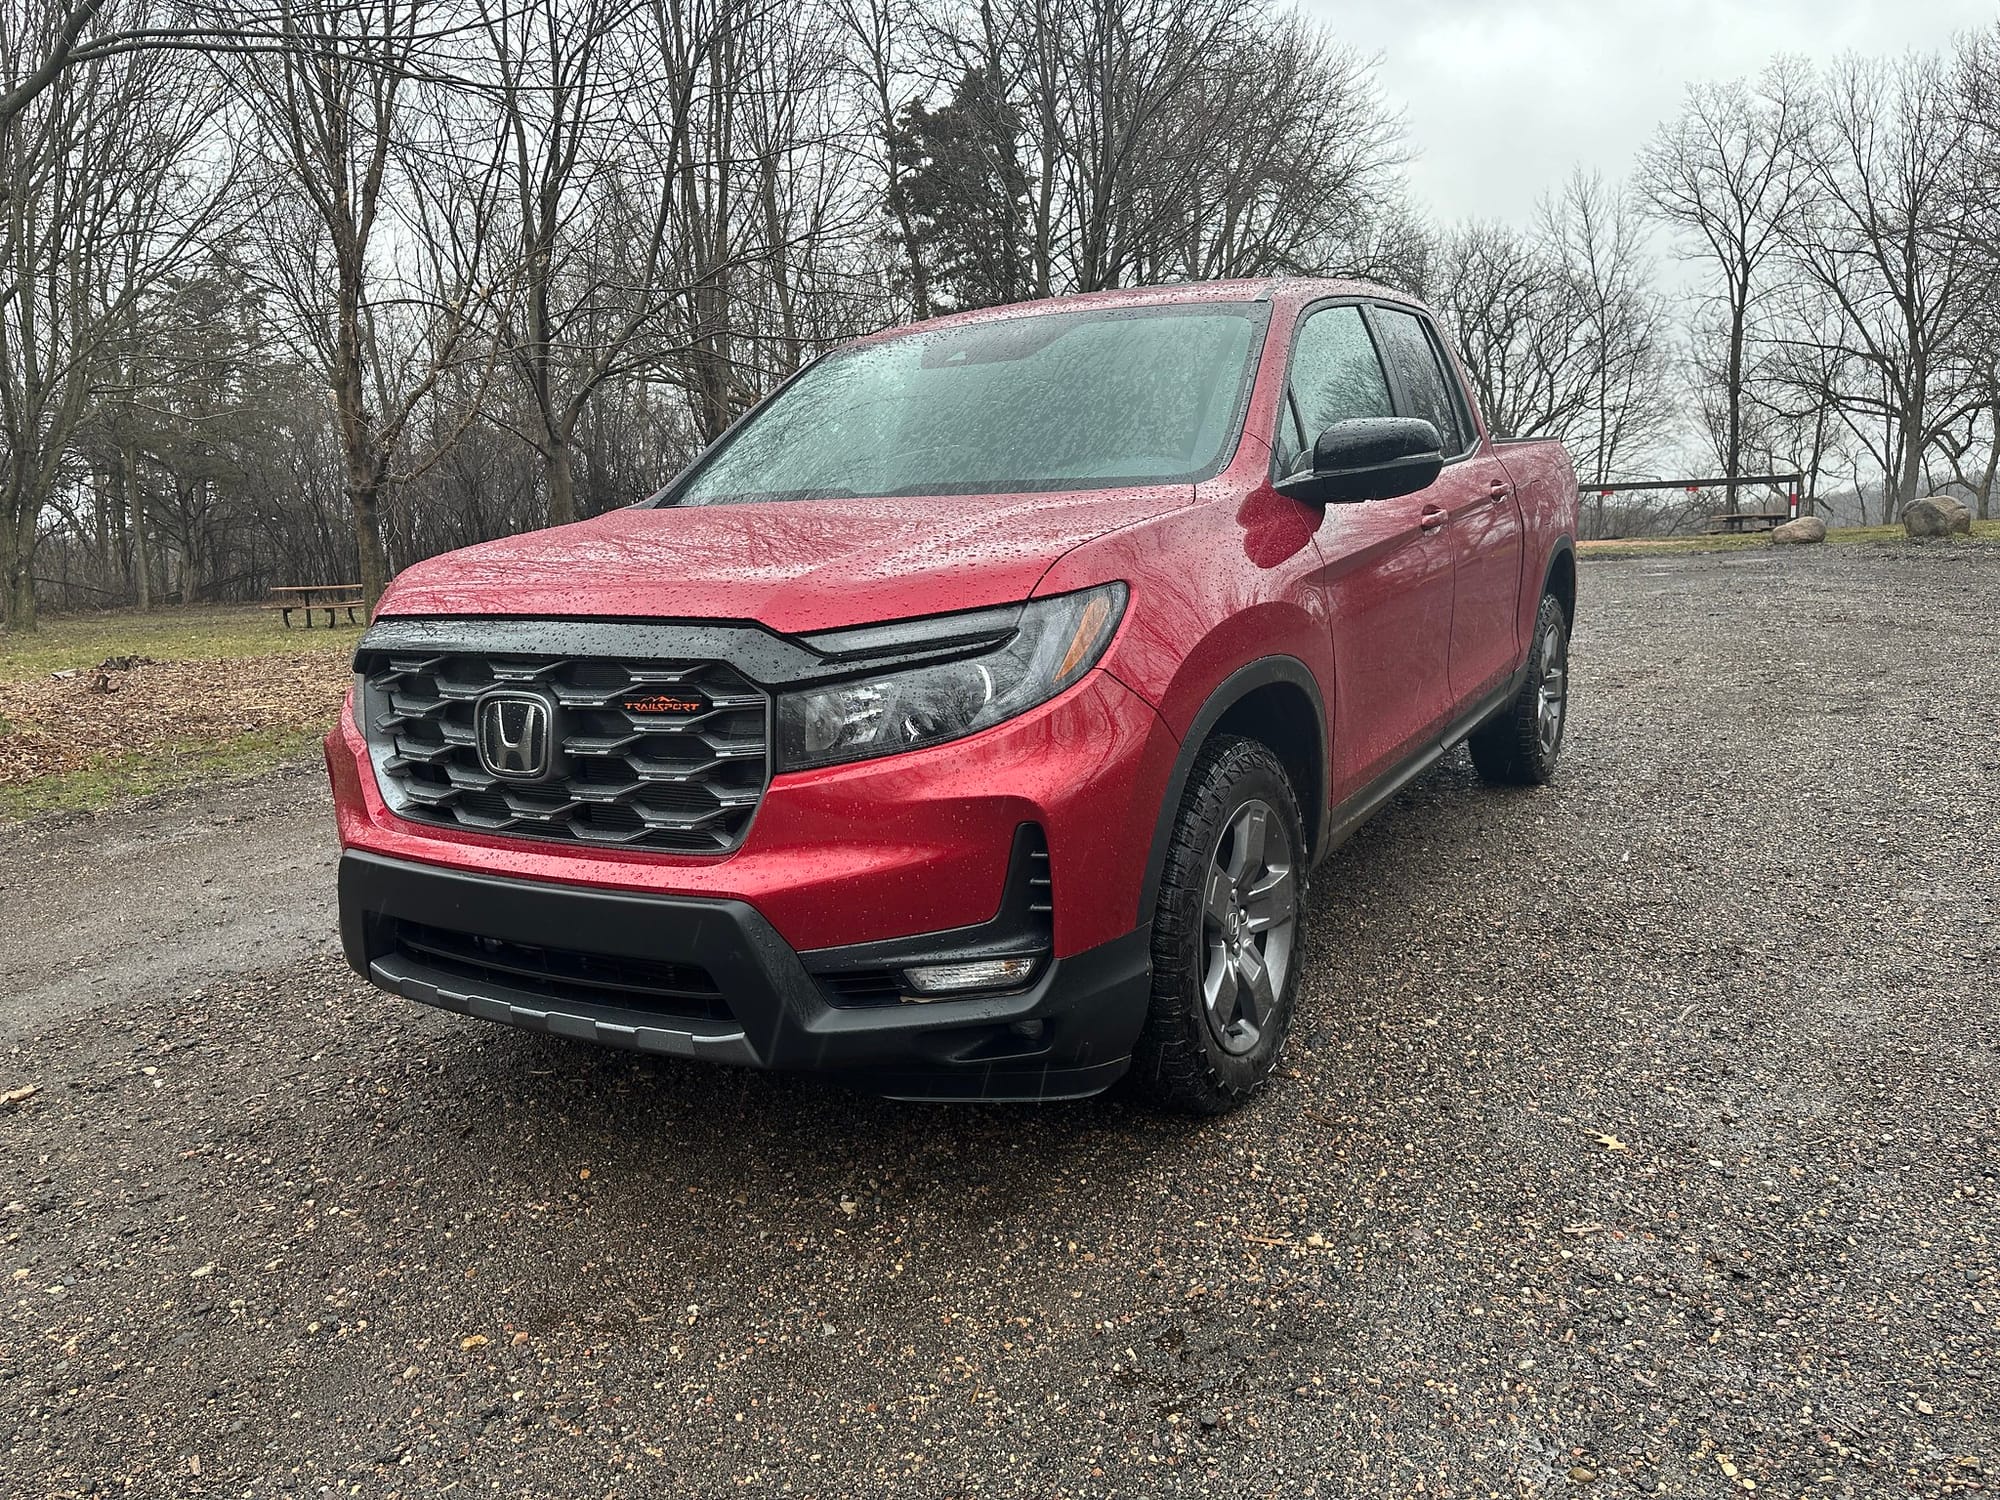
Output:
[2, 506, 38, 631]
[333, 248, 389, 610]
[4, 573, 33, 631]
[1723, 279, 1746, 515]
[178, 483, 205, 603]
[110, 448, 132, 598]
[349, 476, 389, 610]
[546, 439, 577, 527]
[91, 466, 113, 578]
[129, 453, 152, 612]
[1895, 411, 1925, 517]
[1980, 402, 1998, 521]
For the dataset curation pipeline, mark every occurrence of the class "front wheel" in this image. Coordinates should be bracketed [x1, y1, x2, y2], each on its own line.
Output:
[1468, 591, 1570, 785]
[1130, 736, 1305, 1114]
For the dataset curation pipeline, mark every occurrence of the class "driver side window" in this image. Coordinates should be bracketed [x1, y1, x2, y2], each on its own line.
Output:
[1277, 304, 1394, 475]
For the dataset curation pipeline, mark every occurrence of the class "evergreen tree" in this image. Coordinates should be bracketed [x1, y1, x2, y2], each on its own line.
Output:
[893, 66, 1033, 312]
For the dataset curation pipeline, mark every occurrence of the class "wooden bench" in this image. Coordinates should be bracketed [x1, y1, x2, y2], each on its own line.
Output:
[1705, 510, 1792, 534]
[268, 584, 366, 628]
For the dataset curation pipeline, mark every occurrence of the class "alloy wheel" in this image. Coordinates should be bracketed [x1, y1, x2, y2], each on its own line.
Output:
[1199, 799, 1297, 1056]
[1537, 622, 1568, 758]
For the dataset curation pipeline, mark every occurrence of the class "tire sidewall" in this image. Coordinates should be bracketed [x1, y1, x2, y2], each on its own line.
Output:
[1155, 745, 1306, 1100]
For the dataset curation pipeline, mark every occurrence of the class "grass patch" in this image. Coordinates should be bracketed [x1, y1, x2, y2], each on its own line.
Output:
[0, 605, 353, 824]
[1581, 517, 2000, 559]
[1824, 519, 2000, 545]
[1580, 534, 1770, 558]
[0, 725, 325, 822]
[0, 605, 352, 681]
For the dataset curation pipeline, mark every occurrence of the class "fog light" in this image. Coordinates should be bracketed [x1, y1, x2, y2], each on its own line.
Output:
[900, 955, 1041, 996]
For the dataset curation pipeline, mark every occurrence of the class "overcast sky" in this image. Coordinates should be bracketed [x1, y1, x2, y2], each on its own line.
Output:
[1313, 0, 1996, 228]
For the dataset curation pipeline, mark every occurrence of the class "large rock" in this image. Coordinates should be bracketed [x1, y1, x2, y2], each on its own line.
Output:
[1902, 495, 1972, 538]
[1771, 515, 1827, 544]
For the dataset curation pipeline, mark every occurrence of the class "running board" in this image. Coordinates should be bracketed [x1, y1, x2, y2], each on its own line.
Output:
[1318, 662, 1531, 859]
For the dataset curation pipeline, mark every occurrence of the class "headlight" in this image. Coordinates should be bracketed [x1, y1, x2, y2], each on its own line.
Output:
[775, 583, 1127, 771]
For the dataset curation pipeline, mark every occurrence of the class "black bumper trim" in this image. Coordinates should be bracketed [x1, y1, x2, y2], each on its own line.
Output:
[337, 850, 1151, 1100]
[370, 951, 760, 1064]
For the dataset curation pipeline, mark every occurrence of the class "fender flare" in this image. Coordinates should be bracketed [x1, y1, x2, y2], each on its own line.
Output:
[1542, 534, 1577, 622]
[1135, 656, 1329, 928]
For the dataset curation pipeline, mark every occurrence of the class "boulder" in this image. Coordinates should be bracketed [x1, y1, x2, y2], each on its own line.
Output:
[1902, 495, 1972, 538]
[1771, 515, 1827, 544]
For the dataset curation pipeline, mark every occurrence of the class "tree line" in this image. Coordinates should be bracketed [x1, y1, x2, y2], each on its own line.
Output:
[2, 1, 1997, 628]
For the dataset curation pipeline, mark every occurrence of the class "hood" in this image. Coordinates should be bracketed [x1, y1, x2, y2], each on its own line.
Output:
[377, 485, 1192, 634]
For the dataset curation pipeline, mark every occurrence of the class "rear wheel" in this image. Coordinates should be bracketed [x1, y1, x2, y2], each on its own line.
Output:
[1468, 591, 1570, 785]
[1131, 736, 1305, 1114]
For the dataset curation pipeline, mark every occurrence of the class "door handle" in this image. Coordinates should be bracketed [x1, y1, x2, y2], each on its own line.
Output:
[1488, 480, 1513, 501]
[1419, 505, 1449, 532]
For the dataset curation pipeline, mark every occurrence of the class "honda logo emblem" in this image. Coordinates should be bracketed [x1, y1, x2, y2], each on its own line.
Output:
[475, 691, 557, 782]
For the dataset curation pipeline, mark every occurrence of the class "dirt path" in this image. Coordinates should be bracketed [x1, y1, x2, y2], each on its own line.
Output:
[2, 545, 1996, 1498]
[0, 763, 338, 1038]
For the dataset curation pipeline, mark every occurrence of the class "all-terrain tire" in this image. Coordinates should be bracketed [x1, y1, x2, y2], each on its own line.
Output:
[1130, 736, 1306, 1115]
[1468, 591, 1571, 786]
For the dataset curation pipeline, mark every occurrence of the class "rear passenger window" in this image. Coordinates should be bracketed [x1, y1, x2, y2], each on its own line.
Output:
[1371, 307, 1471, 456]
[1279, 305, 1394, 474]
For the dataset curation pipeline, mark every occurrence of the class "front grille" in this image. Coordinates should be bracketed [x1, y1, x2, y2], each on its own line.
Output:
[362, 651, 770, 852]
[392, 920, 732, 1023]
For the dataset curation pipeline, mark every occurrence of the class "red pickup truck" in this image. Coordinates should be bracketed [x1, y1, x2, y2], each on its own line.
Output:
[327, 278, 1577, 1112]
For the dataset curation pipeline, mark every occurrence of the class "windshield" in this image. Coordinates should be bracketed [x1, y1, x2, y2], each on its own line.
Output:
[666, 303, 1268, 505]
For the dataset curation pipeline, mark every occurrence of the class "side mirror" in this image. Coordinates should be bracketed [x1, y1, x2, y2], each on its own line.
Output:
[1275, 417, 1445, 506]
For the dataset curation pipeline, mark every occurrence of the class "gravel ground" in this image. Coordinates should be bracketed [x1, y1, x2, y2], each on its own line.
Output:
[2, 543, 1996, 1498]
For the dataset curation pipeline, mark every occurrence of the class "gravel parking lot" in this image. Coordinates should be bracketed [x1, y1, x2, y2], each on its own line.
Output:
[3, 543, 1996, 1498]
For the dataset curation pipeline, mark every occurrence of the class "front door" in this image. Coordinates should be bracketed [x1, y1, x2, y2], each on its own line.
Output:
[1442, 456, 1525, 700]
[1367, 304, 1524, 702]
[1277, 301, 1457, 803]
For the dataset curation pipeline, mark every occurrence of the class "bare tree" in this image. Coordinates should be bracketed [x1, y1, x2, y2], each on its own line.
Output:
[1424, 220, 1591, 446]
[833, 0, 932, 318]
[637, 0, 883, 444]
[1638, 58, 1814, 509]
[36, 4, 2000, 618]
[907, 0, 1403, 308]
[1139, 13, 1405, 283]
[1056, 0, 1272, 292]
[477, 0, 697, 526]
[1, 2, 444, 161]
[1424, 174, 1674, 530]
[1536, 170, 1677, 490]
[236, 0, 504, 609]
[1943, 22, 2000, 519]
[0, 9, 225, 627]
[1775, 53, 1982, 519]
[1743, 299, 1850, 514]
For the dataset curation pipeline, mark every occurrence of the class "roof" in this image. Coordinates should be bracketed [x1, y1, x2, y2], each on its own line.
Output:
[848, 277, 1416, 347]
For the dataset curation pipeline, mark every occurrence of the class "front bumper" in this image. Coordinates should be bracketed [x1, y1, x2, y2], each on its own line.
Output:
[326, 664, 1179, 960]
[339, 848, 1150, 1101]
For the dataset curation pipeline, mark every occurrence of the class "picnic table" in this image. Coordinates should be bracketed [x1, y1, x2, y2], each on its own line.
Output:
[268, 584, 366, 628]
[1705, 511, 1792, 535]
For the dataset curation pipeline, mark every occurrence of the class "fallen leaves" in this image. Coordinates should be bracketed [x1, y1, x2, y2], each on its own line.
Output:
[1, 1083, 39, 1109]
[0, 653, 348, 786]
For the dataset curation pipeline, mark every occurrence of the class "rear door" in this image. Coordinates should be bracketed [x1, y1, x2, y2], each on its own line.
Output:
[1368, 304, 1525, 704]
[1278, 301, 1456, 800]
